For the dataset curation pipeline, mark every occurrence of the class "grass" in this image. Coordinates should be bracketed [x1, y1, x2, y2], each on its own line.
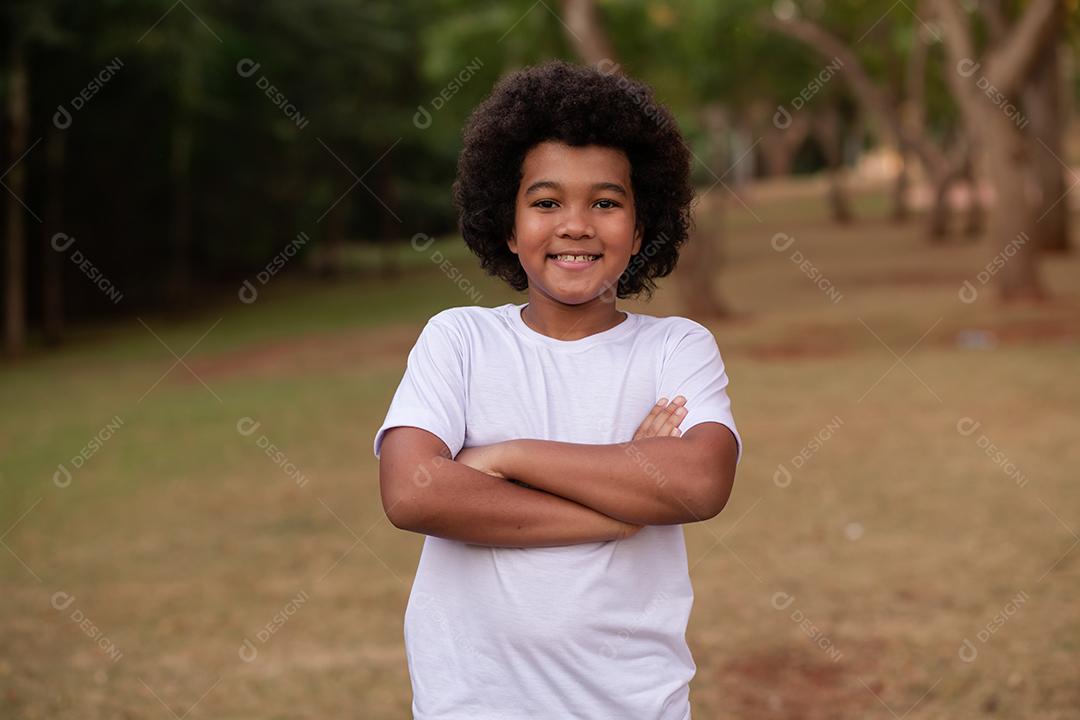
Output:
[2, 182, 1079, 719]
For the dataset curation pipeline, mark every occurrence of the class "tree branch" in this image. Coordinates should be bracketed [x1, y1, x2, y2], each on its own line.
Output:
[929, 0, 981, 125]
[984, 0, 1060, 97]
[977, 0, 1008, 44]
[763, 13, 947, 176]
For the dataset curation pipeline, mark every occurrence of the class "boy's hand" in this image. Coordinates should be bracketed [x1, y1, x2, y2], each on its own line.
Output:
[620, 395, 688, 539]
[633, 395, 688, 441]
[454, 443, 507, 479]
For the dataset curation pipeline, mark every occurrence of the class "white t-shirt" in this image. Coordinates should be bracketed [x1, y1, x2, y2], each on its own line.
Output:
[373, 302, 743, 720]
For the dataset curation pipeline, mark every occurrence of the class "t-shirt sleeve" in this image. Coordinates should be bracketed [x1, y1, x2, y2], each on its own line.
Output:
[372, 317, 467, 460]
[658, 322, 743, 466]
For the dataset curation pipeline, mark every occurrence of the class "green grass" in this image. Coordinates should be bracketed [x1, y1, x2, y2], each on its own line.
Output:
[2, 182, 1079, 719]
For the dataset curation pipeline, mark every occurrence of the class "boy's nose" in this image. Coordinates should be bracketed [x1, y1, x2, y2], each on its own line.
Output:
[556, 210, 595, 239]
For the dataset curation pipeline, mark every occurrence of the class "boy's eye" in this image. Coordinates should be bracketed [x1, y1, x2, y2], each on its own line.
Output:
[531, 199, 621, 210]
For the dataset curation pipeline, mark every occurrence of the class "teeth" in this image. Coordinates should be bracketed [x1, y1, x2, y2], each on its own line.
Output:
[552, 254, 599, 262]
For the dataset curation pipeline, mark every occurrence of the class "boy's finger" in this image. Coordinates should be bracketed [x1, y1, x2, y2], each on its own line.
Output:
[633, 398, 669, 439]
[645, 396, 685, 437]
[642, 405, 674, 437]
[658, 396, 689, 436]
[658, 407, 688, 436]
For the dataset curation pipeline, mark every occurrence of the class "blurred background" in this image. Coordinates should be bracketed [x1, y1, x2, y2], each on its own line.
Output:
[2, 1, 1079, 718]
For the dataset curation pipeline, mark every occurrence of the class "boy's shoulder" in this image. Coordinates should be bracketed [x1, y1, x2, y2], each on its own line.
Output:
[425, 304, 515, 342]
[633, 311, 714, 341]
[429, 303, 510, 327]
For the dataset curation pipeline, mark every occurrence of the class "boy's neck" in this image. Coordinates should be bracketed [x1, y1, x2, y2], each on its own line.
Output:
[520, 291, 627, 341]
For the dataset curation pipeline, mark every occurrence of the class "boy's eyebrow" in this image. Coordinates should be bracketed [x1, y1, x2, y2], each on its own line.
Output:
[523, 180, 628, 197]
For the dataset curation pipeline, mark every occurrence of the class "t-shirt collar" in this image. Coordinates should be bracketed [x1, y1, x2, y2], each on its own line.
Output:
[506, 301, 638, 350]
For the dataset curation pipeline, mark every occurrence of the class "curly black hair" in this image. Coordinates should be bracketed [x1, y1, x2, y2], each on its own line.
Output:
[452, 60, 694, 300]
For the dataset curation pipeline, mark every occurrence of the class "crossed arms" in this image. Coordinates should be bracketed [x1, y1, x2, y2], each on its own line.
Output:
[378, 396, 739, 548]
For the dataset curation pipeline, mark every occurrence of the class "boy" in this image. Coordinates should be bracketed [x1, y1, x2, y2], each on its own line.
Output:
[374, 60, 742, 719]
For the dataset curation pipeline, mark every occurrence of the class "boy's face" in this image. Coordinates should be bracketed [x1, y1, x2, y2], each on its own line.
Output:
[508, 141, 642, 306]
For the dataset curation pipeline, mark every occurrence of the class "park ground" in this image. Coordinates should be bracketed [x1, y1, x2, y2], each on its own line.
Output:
[2, 179, 1079, 719]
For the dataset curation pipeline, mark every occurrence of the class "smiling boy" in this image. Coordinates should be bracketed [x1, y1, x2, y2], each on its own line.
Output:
[374, 60, 742, 719]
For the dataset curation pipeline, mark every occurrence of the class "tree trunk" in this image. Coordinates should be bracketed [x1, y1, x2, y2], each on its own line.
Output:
[168, 55, 200, 310]
[5, 43, 29, 358]
[1024, 39, 1070, 253]
[982, 120, 1045, 300]
[961, 155, 984, 238]
[679, 105, 731, 318]
[43, 125, 66, 345]
[759, 113, 810, 177]
[376, 160, 400, 277]
[927, 171, 956, 240]
[814, 106, 853, 224]
[892, 149, 911, 222]
[729, 119, 756, 187]
[321, 200, 347, 277]
[168, 118, 192, 308]
[561, 0, 615, 67]
[679, 196, 729, 320]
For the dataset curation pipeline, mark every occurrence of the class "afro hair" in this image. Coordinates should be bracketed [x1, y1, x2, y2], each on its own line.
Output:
[452, 59, 694, 300]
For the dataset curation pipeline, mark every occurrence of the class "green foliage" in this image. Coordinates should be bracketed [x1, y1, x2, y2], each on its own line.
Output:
[3, 0, 1073, 329]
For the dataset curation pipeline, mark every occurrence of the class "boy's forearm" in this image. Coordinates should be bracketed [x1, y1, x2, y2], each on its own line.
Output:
[495, 435, 729, 526]
[386, 455, 633, 547]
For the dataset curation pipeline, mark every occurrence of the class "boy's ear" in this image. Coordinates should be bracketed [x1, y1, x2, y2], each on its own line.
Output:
[631, 224, 643, 256]
[507, 228, 518, 254]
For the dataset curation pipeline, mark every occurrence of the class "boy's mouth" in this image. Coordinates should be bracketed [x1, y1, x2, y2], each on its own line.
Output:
[546, 253, 602, 266]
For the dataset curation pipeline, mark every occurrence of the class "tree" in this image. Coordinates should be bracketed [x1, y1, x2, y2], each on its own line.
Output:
[813, 101, 854, 224]
[2, 1, 63, 356]
[763, 5, 976, 240]
[1022, 24, 1070, 252]
[4, 38, 30, 357]
[932, 0, 1061, 301]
